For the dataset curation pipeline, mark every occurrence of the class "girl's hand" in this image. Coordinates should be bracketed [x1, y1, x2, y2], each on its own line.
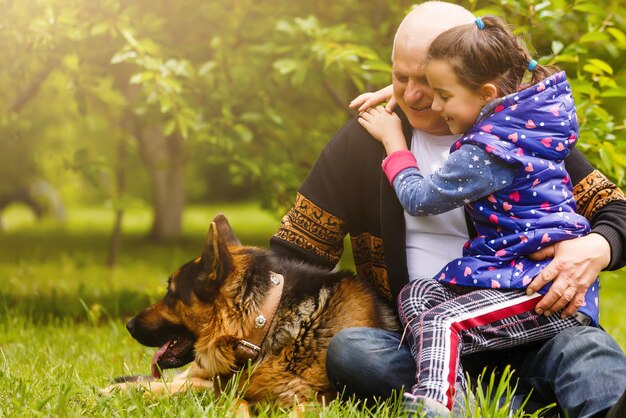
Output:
[358, 106, 406, 154]
[349, 85, 396, 113]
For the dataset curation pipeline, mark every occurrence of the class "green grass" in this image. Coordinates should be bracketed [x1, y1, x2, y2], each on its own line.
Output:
[0, 203, 624, 416]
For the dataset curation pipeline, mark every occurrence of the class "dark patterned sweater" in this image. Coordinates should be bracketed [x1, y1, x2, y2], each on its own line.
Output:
[270, 110, 626, 303]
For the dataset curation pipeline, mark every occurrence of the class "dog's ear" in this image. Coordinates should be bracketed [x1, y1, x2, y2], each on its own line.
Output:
[201, 215, 236, 281]
[212, 214, 241, 247]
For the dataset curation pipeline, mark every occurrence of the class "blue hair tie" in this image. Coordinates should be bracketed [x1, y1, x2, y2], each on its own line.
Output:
[475, 17, 486, 30]
[528, 59, 538, 71]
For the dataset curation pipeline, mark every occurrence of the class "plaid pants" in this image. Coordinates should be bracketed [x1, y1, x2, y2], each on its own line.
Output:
[397, 279, 581, 410]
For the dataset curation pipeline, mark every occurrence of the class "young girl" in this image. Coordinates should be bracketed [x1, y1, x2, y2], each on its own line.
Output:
[358, 15, 599, 414]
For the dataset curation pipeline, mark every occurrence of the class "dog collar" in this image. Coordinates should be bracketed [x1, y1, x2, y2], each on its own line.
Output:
[234, 271, 284, 365]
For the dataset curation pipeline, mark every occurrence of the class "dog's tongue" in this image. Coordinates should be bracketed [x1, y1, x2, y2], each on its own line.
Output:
[151, 340, 171, 379]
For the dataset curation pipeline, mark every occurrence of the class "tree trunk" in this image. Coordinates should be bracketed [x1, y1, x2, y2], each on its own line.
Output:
[136, 125, 186, 241]
[114, 68, 186, 242]
[106, 127, 129, 268]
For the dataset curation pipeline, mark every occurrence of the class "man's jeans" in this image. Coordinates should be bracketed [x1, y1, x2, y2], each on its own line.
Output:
[326, 326, 626, 417]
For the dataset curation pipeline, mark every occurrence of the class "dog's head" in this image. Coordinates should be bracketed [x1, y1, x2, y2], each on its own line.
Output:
[126, 213, 271, 379]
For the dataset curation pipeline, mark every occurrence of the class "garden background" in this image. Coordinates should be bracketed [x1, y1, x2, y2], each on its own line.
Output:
[1, 0, 625, 416]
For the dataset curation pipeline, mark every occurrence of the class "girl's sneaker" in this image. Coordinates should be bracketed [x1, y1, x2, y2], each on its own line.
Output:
[402, 392, 450, 417]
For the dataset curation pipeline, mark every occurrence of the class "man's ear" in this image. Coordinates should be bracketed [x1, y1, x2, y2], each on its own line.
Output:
[480, 83, 499, 104]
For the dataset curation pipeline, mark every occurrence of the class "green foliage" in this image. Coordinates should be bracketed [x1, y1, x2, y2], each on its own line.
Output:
[271, 15, 391, 90]
[0, 0, 407, 216]
[467, 366, 555, 418]
[470, 0, 626, 186]
[1, 0, 625, 221]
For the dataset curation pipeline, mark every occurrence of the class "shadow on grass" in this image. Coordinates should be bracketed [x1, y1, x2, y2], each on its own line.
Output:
[0, 224, 279, 269]
[0, 231, 193, 323]
[0, 230, 202, 266]
[0, 227, 280, 323]
[0, 288, 155, 323]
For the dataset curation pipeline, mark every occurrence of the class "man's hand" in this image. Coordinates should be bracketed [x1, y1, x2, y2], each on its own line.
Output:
[349, 85, 396, 113]
[526, 233, 610, 318]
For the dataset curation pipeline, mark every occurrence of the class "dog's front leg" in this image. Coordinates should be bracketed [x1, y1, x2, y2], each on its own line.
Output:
[101, 362, 213, 396]
[144, 362, 213, 395]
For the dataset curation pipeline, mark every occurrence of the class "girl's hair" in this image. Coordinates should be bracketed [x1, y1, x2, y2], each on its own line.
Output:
[427, 15, 559, 96]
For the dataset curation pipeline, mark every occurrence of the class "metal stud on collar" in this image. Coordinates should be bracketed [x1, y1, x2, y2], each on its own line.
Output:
[255, 314, 267, 328]
[270, 273, 281, 285]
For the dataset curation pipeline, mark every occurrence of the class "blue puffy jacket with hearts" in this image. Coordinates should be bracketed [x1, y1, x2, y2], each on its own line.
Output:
[436, 71, 599, 325]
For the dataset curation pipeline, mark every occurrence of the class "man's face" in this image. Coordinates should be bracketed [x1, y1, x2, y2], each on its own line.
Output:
[392, 45, 451, 135]
[426, 60, 485, 135]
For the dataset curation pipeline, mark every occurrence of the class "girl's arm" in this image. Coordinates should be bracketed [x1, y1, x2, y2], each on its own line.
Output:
[357, 106, 407, 154]
[358, 106, 514, 215]
[385, 145, 514, 216]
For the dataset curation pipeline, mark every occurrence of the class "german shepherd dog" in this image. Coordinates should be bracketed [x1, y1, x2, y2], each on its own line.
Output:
[114, 214, 398, 406]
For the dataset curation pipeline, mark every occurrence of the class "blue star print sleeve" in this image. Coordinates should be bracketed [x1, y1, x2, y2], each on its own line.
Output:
[392, 144, 515, 216]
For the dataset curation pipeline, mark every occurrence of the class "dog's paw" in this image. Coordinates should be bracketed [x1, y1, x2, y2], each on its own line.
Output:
[99, 382, 133, 396]
[289, 403, 322, 418]
[112, 375, 154, 384]
[99, 375, 154, 396]
[228, 398, 252, 418]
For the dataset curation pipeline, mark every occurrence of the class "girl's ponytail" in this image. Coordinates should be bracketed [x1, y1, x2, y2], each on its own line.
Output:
[429, 15, 560, 95]
[528, 60, 559, 88]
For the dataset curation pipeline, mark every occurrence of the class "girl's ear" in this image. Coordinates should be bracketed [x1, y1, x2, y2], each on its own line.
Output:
[480, 83, 499, 104]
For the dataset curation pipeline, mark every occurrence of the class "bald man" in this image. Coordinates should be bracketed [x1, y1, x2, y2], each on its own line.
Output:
[270, 2, 626, 416]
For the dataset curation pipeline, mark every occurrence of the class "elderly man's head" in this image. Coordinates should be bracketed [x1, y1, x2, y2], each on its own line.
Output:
[392, 2, 474, 134]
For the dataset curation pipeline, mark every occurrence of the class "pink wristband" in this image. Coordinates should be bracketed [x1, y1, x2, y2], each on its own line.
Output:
[381, 150, 418, 184]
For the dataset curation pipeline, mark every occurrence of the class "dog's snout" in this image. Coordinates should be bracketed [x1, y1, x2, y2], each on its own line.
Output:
[126, 317, 136, 334]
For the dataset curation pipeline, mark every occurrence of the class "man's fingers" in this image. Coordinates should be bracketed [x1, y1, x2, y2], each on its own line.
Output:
[349, 93, 372, 110]
[533, 280, 567, 316]
[541, 285, 576, 316]
[528, 245, 556, 261]
[534, 291, 557, 315]
[561, 293, 586, 318]
[358, 98, 377, 113]
[526, 264, 557, 295]
[526, 264, 561, 315]
[385, 96, 397, 113]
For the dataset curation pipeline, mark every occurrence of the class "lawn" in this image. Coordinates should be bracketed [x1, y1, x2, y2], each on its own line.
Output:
[1, 203, 624, 417]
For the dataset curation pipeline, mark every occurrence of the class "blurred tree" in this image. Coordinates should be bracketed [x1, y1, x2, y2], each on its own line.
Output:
[0, 0, 402, 240]
[109, 0, 402, 234]
[0, 0, 80, 227]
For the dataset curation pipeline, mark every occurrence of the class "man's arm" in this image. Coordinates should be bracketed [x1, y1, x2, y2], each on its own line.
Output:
[270, 118, 385, 269]
[270, 192, 347, 269]
[269, 128, 351, 269]
[567, 148, 626, 270]
[526, 147, 626, 318]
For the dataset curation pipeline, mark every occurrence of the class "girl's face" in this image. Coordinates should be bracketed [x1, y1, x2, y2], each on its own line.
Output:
[426, 60, 486, 135]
